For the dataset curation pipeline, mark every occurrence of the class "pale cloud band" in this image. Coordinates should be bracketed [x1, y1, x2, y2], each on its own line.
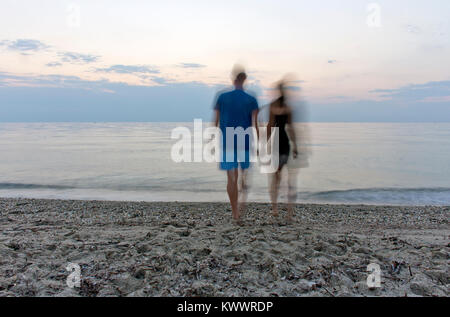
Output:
[177, 63, 206, 69]
[58, 52, 100, 64]
[0, 71, 449, 122]
[0, 39, 50, 53]
[94, 65, 160, 74]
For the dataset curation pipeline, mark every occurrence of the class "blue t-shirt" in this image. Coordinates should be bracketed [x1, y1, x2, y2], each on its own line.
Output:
[214, 89, 258, 153]
[215, 89, 258, 130]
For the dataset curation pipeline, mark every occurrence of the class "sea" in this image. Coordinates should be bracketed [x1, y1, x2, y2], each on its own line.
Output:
[0, 122, 449, 205]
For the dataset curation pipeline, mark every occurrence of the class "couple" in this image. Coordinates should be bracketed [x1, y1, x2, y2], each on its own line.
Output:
[213, 66, 298, 224]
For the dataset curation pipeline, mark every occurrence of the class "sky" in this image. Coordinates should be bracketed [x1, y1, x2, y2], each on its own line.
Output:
[0, 0, 449, 122]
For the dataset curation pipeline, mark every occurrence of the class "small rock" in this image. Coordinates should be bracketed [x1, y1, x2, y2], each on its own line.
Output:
[409, 274, 432, 296]
[297, 279, 317, 293]
[55, 287, 80, 297]
[354, 281, 381, 296]
[431, 250, 448, 260]
[354, 247, 370, 254]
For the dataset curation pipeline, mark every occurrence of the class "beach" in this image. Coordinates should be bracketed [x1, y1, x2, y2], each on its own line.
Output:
[0, 198, 448, 297]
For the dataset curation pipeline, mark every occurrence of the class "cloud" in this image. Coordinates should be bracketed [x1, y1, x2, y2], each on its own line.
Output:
[370, 80, 450, 103]
[0, 39, 49, 53]
[151, 77, 169, 84]
[266, 85, 301, 92]
[58, 52, 100, 64]
[0, 72, 109, 88]
[404, 24, 421, 35]
[418, 96, 450, 103]
[0, 39, 100, 65]
[46, 62, 63, 67]
[324, 95, 356, 102]
[284, 86, 301, 91]
[95, 64, 160, 74]
[177, 63, 206, 69]
[308, 80, 450, 122]
[1, 73, 448, 122]
[0, 72, 219, 122]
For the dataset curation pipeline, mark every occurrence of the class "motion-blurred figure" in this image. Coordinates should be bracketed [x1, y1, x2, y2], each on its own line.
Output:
[213, 65, 259, 224]
[267, 80, 300, 222]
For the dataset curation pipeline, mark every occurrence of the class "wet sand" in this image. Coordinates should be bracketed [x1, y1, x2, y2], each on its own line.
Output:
[0, 198, 448, 297]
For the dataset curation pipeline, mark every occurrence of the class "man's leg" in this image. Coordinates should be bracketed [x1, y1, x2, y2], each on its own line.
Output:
[238, 168, 249, 217]
[226, 169, 239, 220]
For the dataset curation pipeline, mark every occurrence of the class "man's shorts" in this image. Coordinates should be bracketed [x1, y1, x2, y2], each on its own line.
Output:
[219, 150, 251, 171]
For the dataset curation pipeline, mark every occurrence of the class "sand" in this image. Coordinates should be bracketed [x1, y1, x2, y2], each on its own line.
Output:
[0, 198, 448, 297]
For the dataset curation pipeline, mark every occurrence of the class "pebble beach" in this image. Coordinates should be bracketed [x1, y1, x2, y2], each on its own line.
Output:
[0, 198, 448, 297]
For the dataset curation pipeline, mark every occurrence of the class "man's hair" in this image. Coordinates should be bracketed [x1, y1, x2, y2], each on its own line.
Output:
[231, 64, 247, 82]
[235, 72, 247, 82]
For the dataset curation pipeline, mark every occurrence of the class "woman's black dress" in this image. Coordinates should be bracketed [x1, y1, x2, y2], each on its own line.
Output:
[273, 109, 290, 168]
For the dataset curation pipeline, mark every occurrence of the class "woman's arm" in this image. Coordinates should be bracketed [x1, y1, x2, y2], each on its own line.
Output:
[267, 103, 275, 140]
[286, 108, 298, 157]
[252, 109, 259, 141]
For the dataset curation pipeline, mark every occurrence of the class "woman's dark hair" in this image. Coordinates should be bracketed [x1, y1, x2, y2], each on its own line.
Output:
[278, 82, 286, 106]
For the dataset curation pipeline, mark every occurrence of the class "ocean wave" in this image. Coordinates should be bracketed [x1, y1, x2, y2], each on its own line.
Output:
[1, 183, 449, 205]
[0, 183, 73, 190]
[300, 187, 450, 205]
[0, 182, 222, 193]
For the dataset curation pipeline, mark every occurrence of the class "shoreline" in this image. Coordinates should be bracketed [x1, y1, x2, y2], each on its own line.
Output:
[0, 198, 448, 297]
[1, 195, 449, 208]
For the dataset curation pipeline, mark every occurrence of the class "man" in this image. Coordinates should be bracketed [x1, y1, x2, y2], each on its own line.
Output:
[213, 66, 259, 223]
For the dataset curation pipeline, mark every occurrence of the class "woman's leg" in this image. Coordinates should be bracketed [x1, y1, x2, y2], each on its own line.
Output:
[270, 169, 282, 217]
[287, 168, 298, 222]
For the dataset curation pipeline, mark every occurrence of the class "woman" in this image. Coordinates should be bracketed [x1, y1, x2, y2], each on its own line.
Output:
[267, 81, 298, 222]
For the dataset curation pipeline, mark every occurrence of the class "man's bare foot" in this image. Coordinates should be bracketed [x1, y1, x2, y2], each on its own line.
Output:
[232, 218, 244, 226]
[272, 209, 279, 217]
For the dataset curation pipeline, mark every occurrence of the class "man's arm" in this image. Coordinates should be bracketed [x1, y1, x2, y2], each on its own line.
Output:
[252, 109, 259, 140]
[212, 91, 222, 128]
[214, 109, 220, 127]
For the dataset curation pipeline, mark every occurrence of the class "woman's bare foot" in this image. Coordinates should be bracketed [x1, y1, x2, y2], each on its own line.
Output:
[232, 217, 244, 226]
[272, 208, 279, 217]
[238, 202, 247, 218]
[286, 208, 294, 223]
